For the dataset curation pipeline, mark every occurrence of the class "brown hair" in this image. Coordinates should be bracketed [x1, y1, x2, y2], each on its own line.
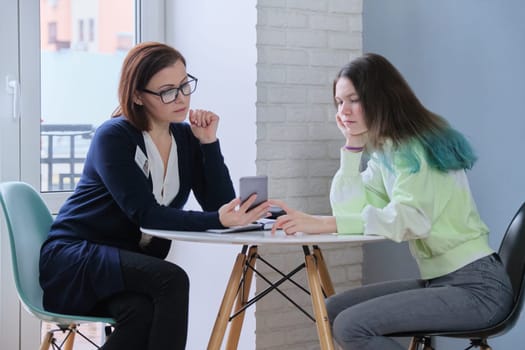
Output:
[112, 42, 186, 130]
[333, 53, 447, 150]
[333, 53, 477, 172]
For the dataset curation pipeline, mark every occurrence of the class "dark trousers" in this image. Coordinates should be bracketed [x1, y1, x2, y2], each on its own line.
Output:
[97, 249, 189, 350]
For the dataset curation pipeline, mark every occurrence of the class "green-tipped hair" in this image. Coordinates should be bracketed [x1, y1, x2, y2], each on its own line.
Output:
[395, 128, 477, 173]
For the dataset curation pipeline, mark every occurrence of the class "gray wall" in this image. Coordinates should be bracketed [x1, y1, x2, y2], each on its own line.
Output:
[362, 0, 525, 348]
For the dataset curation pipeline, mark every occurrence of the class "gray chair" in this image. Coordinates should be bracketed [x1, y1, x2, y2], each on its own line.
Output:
[0, 181, 114, 350]
[390, 202, 525, 350]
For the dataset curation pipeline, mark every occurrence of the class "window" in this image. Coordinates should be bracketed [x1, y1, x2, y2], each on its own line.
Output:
[40, 0, 135, 192]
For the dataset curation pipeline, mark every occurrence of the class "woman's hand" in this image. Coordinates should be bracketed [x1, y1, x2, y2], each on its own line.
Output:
[219, 195, 270, 227]
[269, 199, 337, 235]
[335, 112, 368, 148]
[189, 109, 219, 144]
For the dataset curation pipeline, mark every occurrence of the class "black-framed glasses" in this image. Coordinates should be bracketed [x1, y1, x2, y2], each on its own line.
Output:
[142, 74, 198, 104]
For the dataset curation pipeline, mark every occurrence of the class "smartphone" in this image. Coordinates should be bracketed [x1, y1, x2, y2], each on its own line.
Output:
[239, 175, 268, 211]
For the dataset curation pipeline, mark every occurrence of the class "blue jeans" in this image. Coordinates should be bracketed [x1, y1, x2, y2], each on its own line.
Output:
[325, 254, 513, 350]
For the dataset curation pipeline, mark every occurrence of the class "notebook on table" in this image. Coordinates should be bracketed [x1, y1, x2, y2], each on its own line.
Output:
[207, 218, 275, 234]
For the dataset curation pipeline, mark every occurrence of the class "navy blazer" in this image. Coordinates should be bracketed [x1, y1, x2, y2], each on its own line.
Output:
[39, 116, 235, 314]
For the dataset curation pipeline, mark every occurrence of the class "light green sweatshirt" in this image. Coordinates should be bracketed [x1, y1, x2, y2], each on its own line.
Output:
[330, 143, 493, 280]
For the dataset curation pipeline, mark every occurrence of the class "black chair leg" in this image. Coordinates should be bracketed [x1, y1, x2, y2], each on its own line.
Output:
[105, 325, 113, 340]
[422, 336, 434, 350]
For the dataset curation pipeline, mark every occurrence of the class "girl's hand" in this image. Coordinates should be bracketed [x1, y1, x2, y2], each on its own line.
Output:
[269, 199, 337, 235]
[189, 109, 219, 144]
[335, 112, 368, 148]
[219, 195, 270, 227]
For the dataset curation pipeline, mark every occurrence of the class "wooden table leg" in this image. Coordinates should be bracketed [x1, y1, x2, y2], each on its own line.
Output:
[226, 246, 258, 350]
[208, 248, 248, 350]
[305, 254, 335, 350]
[313, 246, 335, 297]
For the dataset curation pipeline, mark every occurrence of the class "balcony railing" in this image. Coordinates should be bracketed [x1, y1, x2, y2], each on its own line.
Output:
[41, 124, 94, 191]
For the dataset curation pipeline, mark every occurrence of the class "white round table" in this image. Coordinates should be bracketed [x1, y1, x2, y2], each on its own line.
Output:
[140, 227, 384, 245]
[140, 227, 384, 350]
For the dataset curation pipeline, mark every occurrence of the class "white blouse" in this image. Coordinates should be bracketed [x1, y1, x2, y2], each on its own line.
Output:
[140, 131, 180, 247]
[142, 131, 180, 206]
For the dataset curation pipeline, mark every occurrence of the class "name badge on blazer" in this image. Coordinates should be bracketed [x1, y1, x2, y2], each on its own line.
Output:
[135, 146, 150, 177]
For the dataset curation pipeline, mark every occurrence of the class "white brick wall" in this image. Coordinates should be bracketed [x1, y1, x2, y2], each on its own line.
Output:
[255, 0, 363, 349]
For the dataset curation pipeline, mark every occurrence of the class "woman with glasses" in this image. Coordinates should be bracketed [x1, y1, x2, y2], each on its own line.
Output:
[39, 42, 269, 350]
[270, 53, 513, 350]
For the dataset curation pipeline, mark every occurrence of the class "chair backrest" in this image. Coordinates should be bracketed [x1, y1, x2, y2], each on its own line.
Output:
[0, 181, 53, 313]
[498, 202, 525, 299]
[496, 202, 525, 331]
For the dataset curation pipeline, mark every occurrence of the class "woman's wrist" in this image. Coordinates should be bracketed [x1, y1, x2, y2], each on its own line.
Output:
[321, 216, 338, 233]
[199, 137, 218, 145]
[344, 145, 364, 152]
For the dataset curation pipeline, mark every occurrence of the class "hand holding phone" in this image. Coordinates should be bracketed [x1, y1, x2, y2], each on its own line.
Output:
[239, 175, 268, 211]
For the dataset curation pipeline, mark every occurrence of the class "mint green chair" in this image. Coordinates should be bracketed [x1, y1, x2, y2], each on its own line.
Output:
[0, 181, 114, 350]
